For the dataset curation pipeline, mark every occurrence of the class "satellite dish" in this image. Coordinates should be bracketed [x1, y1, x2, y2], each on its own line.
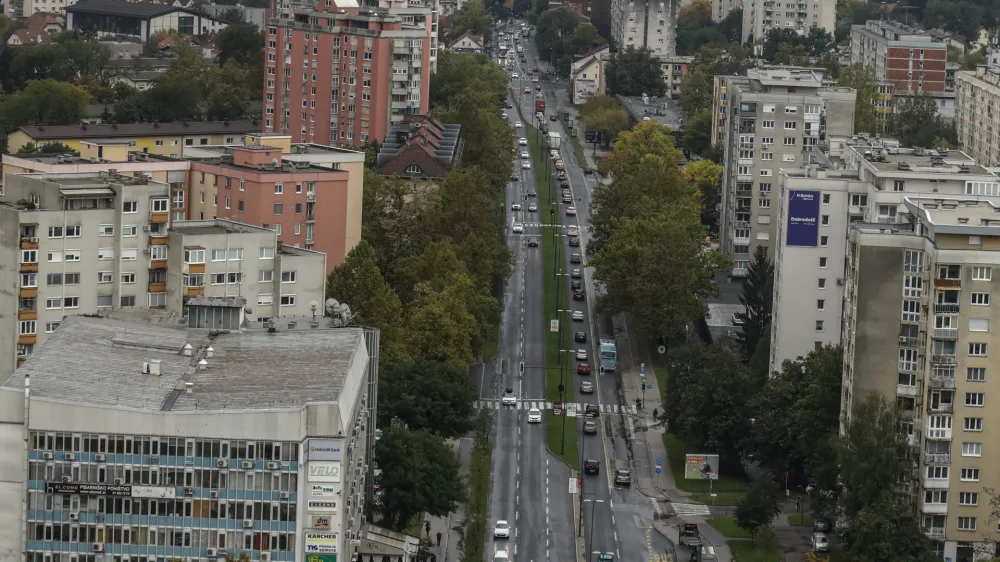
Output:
[309, 299, 319, 311]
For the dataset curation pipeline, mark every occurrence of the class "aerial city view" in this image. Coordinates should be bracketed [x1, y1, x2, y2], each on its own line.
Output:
[0, 0, 997, 560]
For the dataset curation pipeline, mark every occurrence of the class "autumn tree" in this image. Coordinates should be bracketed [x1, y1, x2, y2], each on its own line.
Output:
[838, 63, 880, 134]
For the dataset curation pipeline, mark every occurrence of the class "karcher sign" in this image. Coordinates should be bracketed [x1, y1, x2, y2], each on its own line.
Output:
[308, 461, 342, 483]
[307, 438, 344, 461]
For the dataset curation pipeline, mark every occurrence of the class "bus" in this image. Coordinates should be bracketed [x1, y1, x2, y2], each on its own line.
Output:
[599, 338, 617, 372]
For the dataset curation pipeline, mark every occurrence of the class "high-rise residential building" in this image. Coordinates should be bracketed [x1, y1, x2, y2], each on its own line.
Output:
[0, 307, 384, 562]
[610, 0, 674, 59]
[769, 138, 1000, 372]
[850, 20, 949, 96]
[710, 0, 740, 23]
[840, 195, 1000, 560]
[956, 65, 1000, 168]
[660, 55, 693, 100]
[716, 68, 856, 277]
[264, 0, 436, 147]
[741, 0, 834, 45]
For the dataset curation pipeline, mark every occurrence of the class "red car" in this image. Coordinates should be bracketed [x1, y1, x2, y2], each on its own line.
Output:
[577, 362, 591, 375]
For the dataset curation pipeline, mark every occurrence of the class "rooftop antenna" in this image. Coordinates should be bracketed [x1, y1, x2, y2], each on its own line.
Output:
[309, 299, 319, 321]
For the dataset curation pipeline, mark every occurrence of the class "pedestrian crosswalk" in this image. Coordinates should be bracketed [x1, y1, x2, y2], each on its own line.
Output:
[664, 502, 712, 517]
[474, 399, 637, 415]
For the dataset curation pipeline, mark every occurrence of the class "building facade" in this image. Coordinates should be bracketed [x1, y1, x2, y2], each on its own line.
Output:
[570, 46, 608, 105]
[661, 55, 692, 100]
[850, 20, 949, 96]
[264, 0, 435, 147]
[840, 196, 1000, 562]
[956, 65, 1000, 168]
[741, 0, 834, 45]
[66, 0, 228, 42]
[375, 114, 463, 180]
[716, 68, 856, 277]
[0, 310, 378, 562]
[610, 0, 674, 60]
[711, 0, 740, 22]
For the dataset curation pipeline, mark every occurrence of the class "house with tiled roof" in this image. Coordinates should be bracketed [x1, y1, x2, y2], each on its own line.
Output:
[375, 115, 464, 181]
[6, 11, 62, 43]
[571, 43, 609, 104]
[449, 31, 483, 53]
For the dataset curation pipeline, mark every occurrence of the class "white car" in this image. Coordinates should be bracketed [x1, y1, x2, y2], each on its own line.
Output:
[572, 311, 585, 321]
[519, 137, 528, 145]
[502, 388, 517, 406]
[511, 72, 519, 79]
[512, 203, 521, 211]
[566, 206, 577, 216]
[522, 161, 531, 169]
[576, 349, 588, 360]
[527, 408, 542, 423]
[501, 112, 508, 119]
[567, 226, 579, 236]
[512, 223, 524, 234]
[532, 76, 539, 83]
[494, 520, 511, 538]
[515, 122, 523, 128]
[520, 151, 530, 159]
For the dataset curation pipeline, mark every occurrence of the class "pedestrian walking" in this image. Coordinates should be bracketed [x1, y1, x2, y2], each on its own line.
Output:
[653, 408, 658, 419]
[425, 521, 431, 535]
[436, 532, 442, 546]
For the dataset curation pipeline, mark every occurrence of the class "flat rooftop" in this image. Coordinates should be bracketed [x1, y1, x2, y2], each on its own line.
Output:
[866, 148, 988, 175]
[616, 95, 683, 130]
[906, 198, 1000, 231]
[3, 315, 366, 412]
[171, 219, 275, 236]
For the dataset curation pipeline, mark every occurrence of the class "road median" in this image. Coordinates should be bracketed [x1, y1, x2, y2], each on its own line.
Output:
[462, 411, 493, 562]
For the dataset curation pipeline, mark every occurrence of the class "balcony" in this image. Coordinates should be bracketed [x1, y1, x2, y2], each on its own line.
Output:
[736, 173, 752, 182]
[736, 189, 752, 198]
[18, 334, 36, 346]
[934, 303, 960, 313]
[923, 527, 946, 540]
[731, 267, 748, 277]
[306, 213, 315, 222]
[306, 192, 316, 202]
[185, 286, 205, 298]
[20, 262, 38, 273]
[900, 410, 916, 421]
[921, 501, 948, 514]
[149, 259, 167, 270]
[923, 476, 949, 489]
[924, 453, 951, 465]
[898, 336, 920, 347]
[929, 376, 956, 389]
[934, 278, 961, 289]
[930, 403, 954, 414]
[925, 425, 952, 440]
[18, 308, 36, 321]
[932, 328, 958, 340]
[19, 287, 37, 298]
[896, 384, 919, 398]
[150, 211, 169, 223]
[930, 354, 956, 365]
[20, 237, 38, 249]
[149, 282, 167, 294]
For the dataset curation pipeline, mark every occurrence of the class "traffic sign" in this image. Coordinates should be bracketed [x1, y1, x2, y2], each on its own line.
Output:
[550, 319, 559, 332]
[656, 457, 663, 466]
[647, 384, 652, 389]
[655, 467, 661, 474]
[640, 362, 645, 375]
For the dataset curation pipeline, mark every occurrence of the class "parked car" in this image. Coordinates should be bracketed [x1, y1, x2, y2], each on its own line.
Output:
[811, 533, 829, 553]
[812, 519, 830, 533]
[614, 469, 632, 486]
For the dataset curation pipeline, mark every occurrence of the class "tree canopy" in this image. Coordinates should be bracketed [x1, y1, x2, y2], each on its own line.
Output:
[534, 9, 604, 76]
[606, 46, 665, 97]
[377, 360, 477, 437]
[448, 0, 493, 44]
[578, 95, 628, 148]
[837, 63, 880, 134]
[734, 246, 773, 360]
[890, 94, 958, 149]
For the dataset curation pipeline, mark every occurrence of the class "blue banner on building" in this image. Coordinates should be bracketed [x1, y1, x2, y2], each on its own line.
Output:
[786, 190, 820, 246]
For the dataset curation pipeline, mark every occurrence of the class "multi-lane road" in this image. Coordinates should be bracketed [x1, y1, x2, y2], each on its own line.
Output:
[474, 22, 676, 562]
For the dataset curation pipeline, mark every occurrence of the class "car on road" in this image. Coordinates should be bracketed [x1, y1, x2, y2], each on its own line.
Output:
[567, 226, 579, 236]
[580, 381, 593, 393]
[523, 87, 531, 93]
[511, 72, 519, 79]
[562, 196, 573, 204]
[527, 408, 542, 423]
[570, 253, 582, 264]
[584, 167, 594, 175]
[566, 206, 577, 216]
[528, 203, 537, 212]
[571, 268, 582, 278]
[521, 161, 531, 169]
[571, 280, 582, 290]
[520, 151, 530, 159]
[585, 404, 600, 417]
[583, 459, 600, 475]
[518, 137, 528, 145]
[568, 236, 579, 247]
[557, 171, 567, 180]
[577, 362, 591, 374]
[501, 112, 508, 119]
[583, 420, 598, 434]
[511, 173, 518, 181]
[573, 289, 585, 300]
[512, 223, 523, 233]
[511, 203, 521, 211]
[560, 181, 570, 189]
[811, 533, 830, 553]
[502, 388, 516, 406]
[550, 149, 560, 159]
[576, 349, 587, 360]
[572, 310, 584, 321]
[535, 85, 542, 92]
[598, 553, 615, 562]
[614, 469, 632, 486]
[575, 331, 587, 343]
[532, 76, 539, 83]
[494, 520, 510, 538]
[550, 114, 557, 121]
[532, 66, 540, 72]
[505, 102, 513, 108]
[527, 237, 538, 247]
[812, 519, 830, 533]
[527, 190, 536, 197]
[494, 548, 510, 562]
[515, 122, 523, 128]
[555, 160, 565, 170]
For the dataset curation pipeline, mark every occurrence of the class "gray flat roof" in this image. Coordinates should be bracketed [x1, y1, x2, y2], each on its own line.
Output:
[4, 316, 366, 412]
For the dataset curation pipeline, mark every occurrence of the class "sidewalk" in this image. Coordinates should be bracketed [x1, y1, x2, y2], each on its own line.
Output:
[425, 437, 474, 562]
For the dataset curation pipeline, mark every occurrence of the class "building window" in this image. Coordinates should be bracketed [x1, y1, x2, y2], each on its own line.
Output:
[45, 322, 60, 333]
[784, 121, 797, 130]
[98, 248, 115, 260]
[969, 343, 988, 356]
[123, 201, 138, 213]
[761, 120, 775, 128]
[258, 294, 274, 305]
[405, 164, 423, 175]
[965, 392, 985, 407]
[184, 249, 205, 264]
[121, 295, 136, 307]
[150, 246, 168, 260]
[121, 248, 137, 261]
[63, 297, 79, 309]
[957, 517, 977, 531]
[65, 273, 79, 285]
[819, 257, 827, 268]
[66, 225, 81, 237]
[967, 367, 986, 382]
[960, 468, 980, 481]
[98, 271, 113, 283]
[961, 442, 982, 457]
[275, 182, 284, 194]
[122, 225, 137, 237]
[48, 226, 63, 238]
[260, 247, 275, 259]
[970, 318, 989, 332]
[19, 320, 36, 335]
[819, 236, 828, 246]
[281, 271, 296, 283]
[972, 266, 992, 281]
[817, 299, 825, 310]
[893, 180, 905, 191]
[46, 298, 61, 310]
[183, 274, 205, 287]
[99, 224, 114, 236]
[280, 294, 296, 306]
[259, 270, 274, 283]
[148, 293, 166, 307]
[964, 417, 983, 431]
[65, 250, 81, 262]
[121, 273, 136, 284]
[815, 320, 824, 331]
[274, 203, 283, 215]
[152, 199, 168, 212]
[971, 292, 990, 306]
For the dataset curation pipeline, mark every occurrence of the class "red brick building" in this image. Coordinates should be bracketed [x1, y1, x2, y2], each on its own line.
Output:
[375, 114, 463, 180]
[850, 20, 948, 95]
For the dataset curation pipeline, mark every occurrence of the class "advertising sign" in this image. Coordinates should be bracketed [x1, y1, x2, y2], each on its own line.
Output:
[306, 556, 336, 562]
[308, 461, 342, 483]
[305, 533, 338, 554]
[45, 483, 176, 498]
[786, 190, 820, 247]
[684, 454, 719, 480]
[307, 438, 344, 461]
[308, 500, 338, 511]
[311, 484, 337, 498]
[311, 514, 334, 529]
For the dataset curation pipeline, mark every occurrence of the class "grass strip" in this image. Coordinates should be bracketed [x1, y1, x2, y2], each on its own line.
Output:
[662, 433, 749, 493]
[707, 516, 751, 539]
[728, 539, 781, 562]
[462, 411, 494, 562]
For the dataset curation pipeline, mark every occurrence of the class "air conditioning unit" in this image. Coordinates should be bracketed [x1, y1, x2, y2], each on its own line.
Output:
[95, 454, 106, 462]
[92, 544, 104, 553]
[242, 461, 254, 469]
[142, 225, 150, 231]
[899, 336, 908, 344]
[42, 452, 54, 460]
[143, 248, 151, 255]
[64, 453, 75, 460]
[69, 512, 79, 521]
[836, 278, 844, 286]
[279, 492, 289, 499]
[207, 548, 218, 556]
[61, 476, 72, 483]
[242, 519, 253, 528]
[267, 462, 279, 470]
[217, 459, 227, 468]
[261, 553, 271, 562]
[184, 487, 194, 496]
[30, 237, 38, 243]
[113, 478, 124, 485]
[210, 491, 219, 498]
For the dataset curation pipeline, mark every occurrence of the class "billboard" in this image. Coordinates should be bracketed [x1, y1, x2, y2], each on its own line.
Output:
[307, 438, 344, 461]
[45, 483, 176, 498]
[311, 484, 337, 497]
[308, 461, 342, 483]
[683, 454, 719, 480]
[786, 190, 821, 247]
[305, 532, 338, 554]
[308, 500, 338, 511]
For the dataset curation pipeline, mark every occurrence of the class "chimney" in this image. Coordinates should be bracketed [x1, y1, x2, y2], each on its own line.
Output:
[206, 346, 214, 358]
[182, 343, 193, 356]
[149, 359, 161, 376]
[185, 382, 194, 393]
[198, 359, 208, 370]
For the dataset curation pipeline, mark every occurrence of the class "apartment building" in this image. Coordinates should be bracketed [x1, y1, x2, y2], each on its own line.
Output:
[610, 0, 674, 59]
[711, 0, 740, 23]
[840, 196, 1000, 561]
[661, 55, 692, 100]
[741, 0, 834, 45]
[956, 65, 1000, 168]
[716, 68, 856, 276]
[0, 309, 381, 562]
[264, 0, 435, 147]
[851, 20, 948, 96]
[769, 141, 1000, 372]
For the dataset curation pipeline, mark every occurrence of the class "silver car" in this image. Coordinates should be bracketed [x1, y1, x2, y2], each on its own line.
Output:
[576, 349, 587, 360]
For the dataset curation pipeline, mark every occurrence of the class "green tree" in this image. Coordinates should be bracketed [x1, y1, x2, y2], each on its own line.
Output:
[374, 427, 463, 531]
[579, 106, 628, 148]
[606, 46, 665, 96]
[734, 246, 773, 360]
[680, 108, 713, 157]
[838, 63, 880, 134]
[718, 8, 743, 43]
[891, 94, 957, 148]
[377, 360, 476, 436]
[922, 0, 984, 43]
[675, 0, 727, 55]
[735, 473, 781, 542]
[215, 22, 264, 66]
[678, 69, 713, 116]
[1, 79, 89, 128]
[405, 277, 481, 367]
[836, 0, 887, 42]
[359, 170, 437, 285]
[842, 497, 939, 562]
[449, 0, 493, 43]
[326, 240, 408, 364]
[679, 158, 722, 230]
[772, 43, 810, 66]
[447, 87, 516, 192]
[534, 8, 581, 71]
[565, 23, 604, 57]
[430, 51, 508, 110]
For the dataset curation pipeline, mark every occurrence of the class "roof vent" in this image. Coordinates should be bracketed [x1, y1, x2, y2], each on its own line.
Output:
[185, 382, 194, 393]
[206, 346, 214, 358]
[149, 359, 162, 376]
[198, 359, 208, 370]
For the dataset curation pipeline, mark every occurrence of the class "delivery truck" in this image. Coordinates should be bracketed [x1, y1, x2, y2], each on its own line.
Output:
[535, 98, 545, 113]
[547, 132, 561, 149]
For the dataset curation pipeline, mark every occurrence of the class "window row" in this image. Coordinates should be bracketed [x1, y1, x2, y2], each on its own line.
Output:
[30, 434, 301, 461]
[31, 494, 298, 522]
[30, 523, 296, 551]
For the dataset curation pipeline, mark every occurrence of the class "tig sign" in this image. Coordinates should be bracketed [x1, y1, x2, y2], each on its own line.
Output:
[308, 461, 342, 483]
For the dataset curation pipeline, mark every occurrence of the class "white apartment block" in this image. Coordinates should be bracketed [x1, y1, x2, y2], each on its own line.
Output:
[716, 68, 856, 277]
[956, 66, 1000, 168]
[711, 0, 740, 22]
[1, 171, 325, 379]
[841, 196, 1000, 561]
[741, 0, 834, 45]
[611, 0, 675, 59]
